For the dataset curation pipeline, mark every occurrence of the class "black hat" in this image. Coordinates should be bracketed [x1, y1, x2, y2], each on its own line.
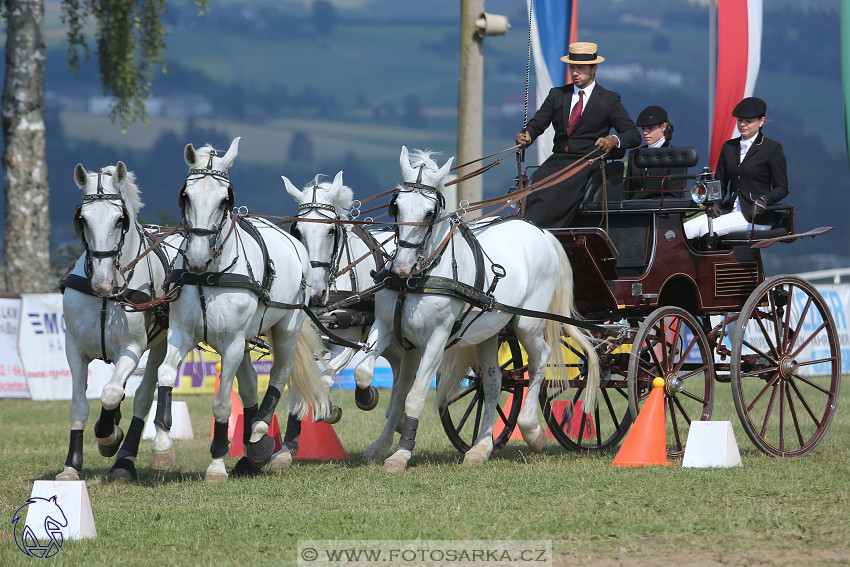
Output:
[732, 97, 767, 119]
[635, 105, 668, 127]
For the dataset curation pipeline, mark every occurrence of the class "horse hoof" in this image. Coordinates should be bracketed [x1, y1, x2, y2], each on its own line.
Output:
[245, 434, 276, 467]
[56, 466, 80, 481]
[231, 457, 263, 478]
[107, 458, 138, 483]
[204, 470, 228, 483]
[363, 444, 387, 464]
[268, 449, 294, 470]
[97, 425, 124, 458]
[355, 386, 379, 411]
[150, 448, 176, 470]
[321, 404, 342, 425]
[382, 458, 408, 473]
[462, 446, 490, 466]
[523, 426, 547, 453]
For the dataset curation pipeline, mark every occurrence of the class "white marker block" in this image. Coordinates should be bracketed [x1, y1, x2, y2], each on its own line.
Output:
[25, 480, 96, 540]
[142, 400, 194, 440]
[682, 421, 742, 468]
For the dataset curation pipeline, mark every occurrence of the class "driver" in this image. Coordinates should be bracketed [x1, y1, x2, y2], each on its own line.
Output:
[515, 41, 640, 227]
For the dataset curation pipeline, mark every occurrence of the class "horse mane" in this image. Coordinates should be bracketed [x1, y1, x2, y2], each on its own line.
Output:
[84, 165, 144, 215]
[307, 174, 354, 215]
[401, 149, 447, 191]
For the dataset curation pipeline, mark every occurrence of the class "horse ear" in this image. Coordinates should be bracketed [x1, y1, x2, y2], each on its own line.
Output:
[184, 143, 196, 165]
[281, 175, 302, 201]
[399, 146, 415, 180]
[74, 164, 87, 189]
[115, 161, 127, 185]
[220, 137, 241, 170]
[331, 171, 344, 192]
[438, 157, 454, 181]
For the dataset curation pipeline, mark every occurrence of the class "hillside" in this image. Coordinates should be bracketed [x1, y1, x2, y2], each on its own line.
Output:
[11, 0, 849, 274]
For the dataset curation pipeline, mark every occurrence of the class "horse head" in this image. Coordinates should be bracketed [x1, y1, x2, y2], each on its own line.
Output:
[391, 146, 453, 278]
[283, 171, 352, 306]
[73, 161, 141, 297]
[180, 136, 240, 274]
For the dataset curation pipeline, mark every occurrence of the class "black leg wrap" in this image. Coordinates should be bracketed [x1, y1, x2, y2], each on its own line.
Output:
[210, 421, 230, 459]
[282, 412, 302, 456]
[242, 404, 258, 446]
[65, 430, 84, 471]
[395, 416, 419, 452]
[231, 457, 263, 478]
[245, 434, 275, 467]
[355, 385, 379, 411]
[121, 416, 145, 457]
[94, 406, 118, 439]
[256, 386, 281, 425]
[153, 386, 173, 430]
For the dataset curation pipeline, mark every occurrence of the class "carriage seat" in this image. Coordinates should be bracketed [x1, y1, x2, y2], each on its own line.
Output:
[580, 160, 625, 207]
[719, 204, 794, 244]
[624, 146, 700, 200]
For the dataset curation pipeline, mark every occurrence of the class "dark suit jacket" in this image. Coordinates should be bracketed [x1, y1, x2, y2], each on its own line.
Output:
[624, 141, 687, 199]
[716, 131, 788, 225]
[523, 84, 640, 159]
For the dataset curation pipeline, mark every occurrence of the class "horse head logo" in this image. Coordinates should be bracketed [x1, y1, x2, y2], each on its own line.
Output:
[12, 495, 68, 558]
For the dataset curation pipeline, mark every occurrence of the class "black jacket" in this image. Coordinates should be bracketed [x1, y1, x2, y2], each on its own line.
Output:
[523, 84, 640, 159]
[716, 131, 789, 224]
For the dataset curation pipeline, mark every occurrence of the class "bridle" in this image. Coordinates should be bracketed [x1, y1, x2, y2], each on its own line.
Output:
[74, 169, 133, 285]
[289, 184, 346, 296]
[389, 164, 446, 272]
[178, 149, 236, 260]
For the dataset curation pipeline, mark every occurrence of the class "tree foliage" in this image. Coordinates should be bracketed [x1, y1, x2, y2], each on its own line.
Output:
[60, 0, 209, 130]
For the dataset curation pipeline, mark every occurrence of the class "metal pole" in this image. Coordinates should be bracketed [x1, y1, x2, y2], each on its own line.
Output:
[708, 0, 717, 156]
[458, 0, 485, 216]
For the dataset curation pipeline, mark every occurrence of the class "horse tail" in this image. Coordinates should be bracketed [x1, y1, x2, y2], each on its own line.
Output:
[288, 318, 333, 421]
[543, 230, 601, 414]
[436, 344, 478, 410]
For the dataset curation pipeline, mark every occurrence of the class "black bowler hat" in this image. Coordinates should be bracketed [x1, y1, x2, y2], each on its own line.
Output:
[636, 105, 668, 127]
[733, 97, 767, 119]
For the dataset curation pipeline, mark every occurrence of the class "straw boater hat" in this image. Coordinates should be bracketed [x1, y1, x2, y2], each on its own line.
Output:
[560, 42, 605, 65]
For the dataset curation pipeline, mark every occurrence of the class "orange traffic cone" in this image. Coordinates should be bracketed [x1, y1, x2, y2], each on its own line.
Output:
[210, 362, 244, 440]
[612, 377, 670, 467]
[229, 413, 283, 458]
[293, 407, 348, 460]
[492, 391, 525, 441]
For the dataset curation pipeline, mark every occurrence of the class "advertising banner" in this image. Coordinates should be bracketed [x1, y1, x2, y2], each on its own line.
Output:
[0, 297, 29, 398]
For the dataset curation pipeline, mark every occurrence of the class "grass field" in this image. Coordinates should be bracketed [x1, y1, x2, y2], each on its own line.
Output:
[1, 379, 848, 567]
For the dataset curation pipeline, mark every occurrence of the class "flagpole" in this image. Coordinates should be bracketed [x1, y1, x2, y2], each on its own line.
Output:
[708, 0, 716, 163]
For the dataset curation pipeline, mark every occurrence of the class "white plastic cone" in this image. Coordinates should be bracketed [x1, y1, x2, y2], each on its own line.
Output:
[682, 421, 742, 468]
[24, 480, 96, 541]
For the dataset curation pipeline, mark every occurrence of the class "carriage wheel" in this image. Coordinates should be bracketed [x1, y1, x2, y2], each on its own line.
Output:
[731, 275, 840, 457]
[628, 306, 714, 459]
[439, 333, 526, 454]
[539, 333, 633, 452]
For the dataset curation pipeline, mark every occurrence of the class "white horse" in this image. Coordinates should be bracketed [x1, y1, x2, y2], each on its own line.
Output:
[283, 172, 410, 460]
[58, 162, 179, 482]
[354, 146, 600, 472]
[153, 137, 332, 482]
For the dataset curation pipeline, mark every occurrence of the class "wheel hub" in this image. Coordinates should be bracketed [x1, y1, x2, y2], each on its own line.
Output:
[779, 356, 799, 380]
[665, 375, 683, 394]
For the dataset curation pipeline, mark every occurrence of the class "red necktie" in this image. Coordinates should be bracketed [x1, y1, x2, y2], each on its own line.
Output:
[565, 90, 583, 152]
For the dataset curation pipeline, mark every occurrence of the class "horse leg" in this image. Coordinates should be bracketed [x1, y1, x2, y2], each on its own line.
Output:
[364, 349, 419, 464]
[152, 328, 194, 471]
[383, 329, 450, 473]
[514, 319, 552, 452]
[95, 354, 140, 457]
[57, 340, 89, 481]
[353, 320, 393, 411]
[109, 341, 164, 482]
[205, 342, 245, 483]
[463, 337, 500, 466]
[231, 351, 266, 478]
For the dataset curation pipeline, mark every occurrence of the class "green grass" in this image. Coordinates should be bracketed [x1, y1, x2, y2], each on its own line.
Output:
[1, 381, 849, 566]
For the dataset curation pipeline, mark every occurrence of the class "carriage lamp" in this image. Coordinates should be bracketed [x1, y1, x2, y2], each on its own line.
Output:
[690, 167, 721, 204]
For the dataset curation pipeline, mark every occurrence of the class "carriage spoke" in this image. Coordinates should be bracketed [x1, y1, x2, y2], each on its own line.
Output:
[789, 321, 828, 360]
[792, 371, 836, 396]
[746, 372, 780, 412]
[784, 382, 805, 448]
[454, 390, 480, 431]
[677, 388, 708, 406]
[668, 396, 684, 453]
[784, 291, 812, 352]
[751, 310, 781, 360]
[759, 382, 780, 438]
[445, 384, 477, 407]
[788, 378, 824, 427]
[671, 394, 693, 425]
[779, 379, 786, 451]
[740, 337, 778, 367]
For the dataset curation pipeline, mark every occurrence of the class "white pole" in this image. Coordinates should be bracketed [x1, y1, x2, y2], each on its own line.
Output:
[458, 0, 485, 217]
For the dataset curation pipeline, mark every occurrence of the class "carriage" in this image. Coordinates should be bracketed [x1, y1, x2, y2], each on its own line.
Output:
[436, 146, 841, 460]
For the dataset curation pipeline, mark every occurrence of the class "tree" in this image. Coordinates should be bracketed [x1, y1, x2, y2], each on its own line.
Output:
[1, 0, 207, 292]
